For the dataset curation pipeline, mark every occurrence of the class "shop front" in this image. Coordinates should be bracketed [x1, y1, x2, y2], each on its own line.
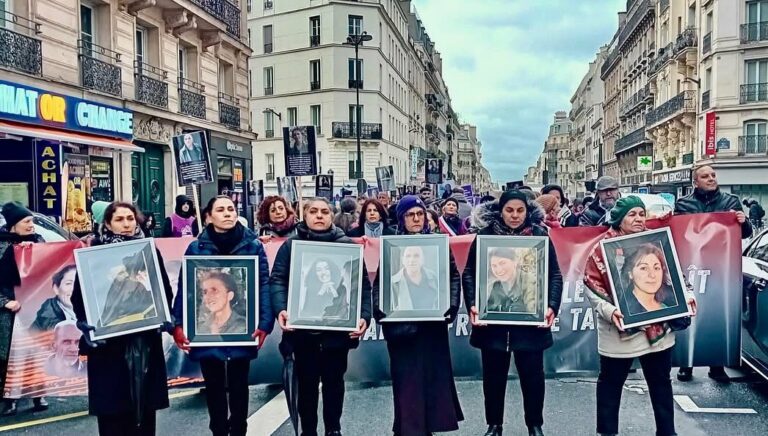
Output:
[651, 168, 693, 201]
[201, 133, 253, 226]
[0, 80, 138, 234]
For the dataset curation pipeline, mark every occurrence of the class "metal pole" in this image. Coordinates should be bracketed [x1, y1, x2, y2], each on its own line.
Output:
[355, 40, 362, 180]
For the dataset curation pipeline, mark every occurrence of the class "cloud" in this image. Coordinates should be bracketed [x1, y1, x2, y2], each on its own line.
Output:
[413, 0, 625, 183]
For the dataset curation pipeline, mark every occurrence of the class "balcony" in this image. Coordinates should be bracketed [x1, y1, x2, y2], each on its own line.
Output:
[660, 0, 669, 13]
[620, 84, 652, 119]
[266, 172, 275, 181]
[331, 122, 383, 140]
[348, 79, 363, 89]
[740, 22, 768, 44]
[673, 28, 697, 58]
[601, 47, 621, 78]
[310, 81, 320, 91]
[648, 43, 673, 76]
[701, 90, 710, 110]
[646, 90, 696, 127]
[703, 32, 712, 55]
[739, 135, 768, 155]
[682, 152, 694, 165]
[218, 92, 240, 130]
[740, 83, 768, 104]
[178, 77, 206, 119]
[615, 127, 648, 154]
[134, 61, 168, 108]
[310, 35, 320, 47]
[78, 40, 121, 97]
[188, 0, 241, 38]
[617, 0, 653, 50]
[264, 86, 273, 96]
[264, 43, 272, 53]
[0, 12, 42, 76]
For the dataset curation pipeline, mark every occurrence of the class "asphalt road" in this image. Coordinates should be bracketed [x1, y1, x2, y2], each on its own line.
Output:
[1, 367, 767, 435]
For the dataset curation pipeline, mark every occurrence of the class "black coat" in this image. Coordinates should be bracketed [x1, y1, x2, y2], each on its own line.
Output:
[674, 188, 753, 239]
[463, 200, 564, 352]
[345, 223, 396, 237]
[269, 224, 372, 351]
[71, 241, 173, 417]
[579, 200, 607, 227]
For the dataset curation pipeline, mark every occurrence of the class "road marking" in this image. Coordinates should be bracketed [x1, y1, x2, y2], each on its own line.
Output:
[0, 389, 201, 433]
[674, 395, 758, 414]
[246, 391, 289, 436]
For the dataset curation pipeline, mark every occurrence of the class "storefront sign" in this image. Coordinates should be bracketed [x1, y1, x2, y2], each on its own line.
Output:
[226, 141, 244, 153]
[34, 142, 62, 216]
[705, 111, 716, 156]
[0, 80, 133, 140]
[653, 168, 692, 185]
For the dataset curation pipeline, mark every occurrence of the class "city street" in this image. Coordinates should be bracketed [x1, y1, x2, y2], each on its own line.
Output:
[1, 367, 767, 435]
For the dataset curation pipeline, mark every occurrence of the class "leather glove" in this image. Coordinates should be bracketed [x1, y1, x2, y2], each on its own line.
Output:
[158, 321, 175, 334]
[76, 321, 106, 348]
[444, 306, 459, 324]
[373, 307, 387, 322]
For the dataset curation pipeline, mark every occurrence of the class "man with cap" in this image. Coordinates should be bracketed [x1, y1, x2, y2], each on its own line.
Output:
[580, 176, 620, 227]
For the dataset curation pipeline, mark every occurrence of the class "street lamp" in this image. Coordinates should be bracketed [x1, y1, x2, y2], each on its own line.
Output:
[344, 30, 373, 180]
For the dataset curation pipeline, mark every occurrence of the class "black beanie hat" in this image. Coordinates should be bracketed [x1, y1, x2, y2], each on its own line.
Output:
[498, 190, 529, 210]
[2, 202, 33, 229]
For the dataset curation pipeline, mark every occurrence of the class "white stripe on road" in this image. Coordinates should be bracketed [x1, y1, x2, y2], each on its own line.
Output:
[246, 391, 290, 436]
[674, 395, 757, 414]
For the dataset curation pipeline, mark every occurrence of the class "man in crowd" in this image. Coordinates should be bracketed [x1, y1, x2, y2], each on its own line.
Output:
[450, 187, 473, 220]
[744, 198, 765, 231]
[675, 165, 752, 383]
[579, 176, 620, 226]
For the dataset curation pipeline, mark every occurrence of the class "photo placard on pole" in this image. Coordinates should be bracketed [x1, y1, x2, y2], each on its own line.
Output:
[283, 126, 318, 177]
[172, 131, 214, 187]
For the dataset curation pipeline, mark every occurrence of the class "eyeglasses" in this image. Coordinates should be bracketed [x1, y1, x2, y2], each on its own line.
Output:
[405, 211, 425, 219]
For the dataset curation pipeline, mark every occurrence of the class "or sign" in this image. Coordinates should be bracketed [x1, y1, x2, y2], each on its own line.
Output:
[705, 112, 716, 156]
[717, 137, 730, 150]
[0, 80, 133, 140]
[34, 142, 61, 216]
[653, 169, 692, 185]
[283, 126, 318, 177]
[173, 131, 213, 186]
[637, 155, 653, 171]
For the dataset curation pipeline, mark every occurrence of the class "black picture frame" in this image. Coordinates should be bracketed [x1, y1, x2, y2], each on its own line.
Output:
[172, 131, 214, 186]
[283, 125, 318, 177]
[376, 165, 396, 192]
[425, 159, 443, 184]
[315, 175, 334, 201]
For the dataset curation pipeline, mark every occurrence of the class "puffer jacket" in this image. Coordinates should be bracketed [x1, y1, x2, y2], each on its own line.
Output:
[463, 200, 564, 352]
[172, 225, 274, 361]
[269, 223, 372, 351]
[674, 188, 752, 239]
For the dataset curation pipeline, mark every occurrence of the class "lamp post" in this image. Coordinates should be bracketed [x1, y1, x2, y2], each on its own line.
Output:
[344, 31, 373, 180]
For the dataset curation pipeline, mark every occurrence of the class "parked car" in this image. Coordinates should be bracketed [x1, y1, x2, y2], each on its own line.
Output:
[742, 227, 768, 380]
[0, 211, 79, 242]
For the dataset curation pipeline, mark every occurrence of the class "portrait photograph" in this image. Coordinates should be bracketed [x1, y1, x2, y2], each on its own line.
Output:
[287, 241, 363, 331]
[379, 234, 450, 322]
[475, 235, 549, 325]
[172, 130, 213, 186]
[425, 159, 443, 184]
[283, 125, 318, 176]
[601, 228, 691, 329]
[315, 175, 334, 201]
[277, 176, 299, 203]
[376, 165, 396, 192]
[74, 238, 171, 341]
[182, 256, 259, 347]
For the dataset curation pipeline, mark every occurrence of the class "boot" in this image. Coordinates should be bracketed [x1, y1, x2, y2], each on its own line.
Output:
[528, 426, 544, 436]
[677, 367, 693, 382]
[483, 425, 503, 436]
[1, 400, 17, 416]
[32, 397, 49, 412]
[708, 366, 730, 383]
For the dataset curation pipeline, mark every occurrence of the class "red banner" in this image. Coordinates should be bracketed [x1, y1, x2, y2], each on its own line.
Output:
[705, 111, 716, 156]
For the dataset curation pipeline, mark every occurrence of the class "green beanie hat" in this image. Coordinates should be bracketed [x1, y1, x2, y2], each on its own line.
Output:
[606, 196, 645, 229]
[91, 201, 110, 225]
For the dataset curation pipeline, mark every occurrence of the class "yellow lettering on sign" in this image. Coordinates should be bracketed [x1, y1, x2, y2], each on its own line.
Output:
[41, 159, 56, 170]
[40, 146, 55, 157]
[43, 186, 57, 196]
[42, 172, 57, 183]
[39, 94, 66, 123]
[44, 198, 56, 208]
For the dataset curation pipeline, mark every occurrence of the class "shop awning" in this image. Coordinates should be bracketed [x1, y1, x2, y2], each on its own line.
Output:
[0, 121, 143, 153]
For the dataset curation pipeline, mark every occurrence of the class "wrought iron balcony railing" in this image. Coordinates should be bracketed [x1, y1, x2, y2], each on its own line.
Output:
[264, 43, 272, 53]
[331, 122, 383, 140]
[620, 84, 651, 118]
[646, 90, 696, 126]
[614, 127, 648, 154]
[739, 135, 768, 155]
[265, 130, 274, 138]
[703, 32, 712, 54]
[660, 0, 669, 13]
[701, 90, 710, 110]
[134, 61, 168, 108]
[740, 83, 768, 104]
[740, 22, 768, 44]
[218, 92, 240, 130]
[188, 0, 241, 38]
[310, 35, 320, 47]
[0, 12, 42, 76]
[618, 0, 653, 50]
[648, 43, 673, 76]
[264, 86, 273, 95]
[673, 28, 697, 56]
[310, 81, 320, 91]
[348, 79, 363, 89]
[78, 40, 122, 96]
[179, 77, 206, 119]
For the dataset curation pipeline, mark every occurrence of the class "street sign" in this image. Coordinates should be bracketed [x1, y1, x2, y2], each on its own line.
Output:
[637, 155, 653, 171]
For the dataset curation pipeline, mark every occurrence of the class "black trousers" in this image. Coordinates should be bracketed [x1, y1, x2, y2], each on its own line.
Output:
[481, 348, 545, 427]
[294, 344, 349, 436]
[96, 411, 156, 436]
[199, 358, 252, 436]
[596, 348, 675, 436]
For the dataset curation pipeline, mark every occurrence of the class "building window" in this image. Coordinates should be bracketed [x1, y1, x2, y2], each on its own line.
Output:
[265, 112, 275, 138]
[348, 151, 364, 179]
[744, 59, 768, 102]
[80, 4, 95, 53]
[310, 16, 320, 46]
[743, 120, 768, 154]
[264, 0, 273, 10]
[310, 60, 320, 90]
[263, 25, 273, 53]
[348, 58, 363, 88]
[348, 15, 363, 37]
[264, 66, 273, 95]
[266, 153, 275, 181]
[135, 26, 147, 68]
[287, 107, 297, 127]
[178, 46, 187, 79]
[219, 60, 234, 95]
[349, 104, 363, 125]
[311, 105, 321, 135]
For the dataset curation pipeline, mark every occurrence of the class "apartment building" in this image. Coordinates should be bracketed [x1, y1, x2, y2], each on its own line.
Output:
[543, 111, 572, 194]
[601, 30, 623, 182]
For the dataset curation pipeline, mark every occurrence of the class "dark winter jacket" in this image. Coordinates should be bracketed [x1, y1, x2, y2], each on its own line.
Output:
[172, 225, 274, 361]
[747, 200, 765, 226]
[579, 200, 607, 227]
[674, 188, 753, 239]
[463, 200, 564, 352]
[269, 223, 372, 351]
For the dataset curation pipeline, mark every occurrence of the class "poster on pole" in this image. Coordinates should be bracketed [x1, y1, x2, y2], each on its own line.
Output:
[173, 131, 213, 186]
[277, 176, 299, 204]
[62, 153, 91, 234]
[376, 165, 396, 192]
[425, 159, 443, 184]
[283, 126, 318, 177]
[248, 180, 264, 207]
[315, 175, 334, 201]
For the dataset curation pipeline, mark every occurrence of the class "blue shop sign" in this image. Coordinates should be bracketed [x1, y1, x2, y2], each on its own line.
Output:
[0, 80, 133, 140]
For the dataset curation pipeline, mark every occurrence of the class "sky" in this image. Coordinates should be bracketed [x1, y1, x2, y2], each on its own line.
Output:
[413, 0, 626, 184]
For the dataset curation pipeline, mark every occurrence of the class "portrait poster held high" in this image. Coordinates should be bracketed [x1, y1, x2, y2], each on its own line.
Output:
[277, 176, 299, 204]
[172, 131, 213, 187]
[283, 126, 318, 177]
[425, 158, 443, 185]
[375, 165, 396, 192]
[315, 175, 334, 201]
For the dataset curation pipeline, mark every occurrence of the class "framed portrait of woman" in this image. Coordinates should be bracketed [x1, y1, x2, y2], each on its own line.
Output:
[182, 256, 259, 347]
[74, 239, 171, 341]
[600, 228, 691, 329]
[287, 241, 364, 331]
[379, 234, 450, 322]
[475, 235, 549, 326]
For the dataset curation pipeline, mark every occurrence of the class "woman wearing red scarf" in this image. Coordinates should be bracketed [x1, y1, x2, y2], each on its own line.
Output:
[583, 196, 696, 436]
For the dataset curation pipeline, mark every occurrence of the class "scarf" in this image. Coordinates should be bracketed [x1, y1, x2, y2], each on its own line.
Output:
[207, 223, 245, 255]
[266, 215, 297, 236]
[97, 226, 145, 245]
[491, 218, 534, 237]
[439, 214, 463, 236]
[364, 221, 384, 238]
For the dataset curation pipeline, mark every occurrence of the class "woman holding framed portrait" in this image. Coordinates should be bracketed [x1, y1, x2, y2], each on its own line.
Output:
[171, 195, 273, 436]
[70, 201, 174, 435]
[270, 198, 371, 436]
[463, 190, 563, 436]
[373, 195, 464, 436]
[583, 196, 697, 436]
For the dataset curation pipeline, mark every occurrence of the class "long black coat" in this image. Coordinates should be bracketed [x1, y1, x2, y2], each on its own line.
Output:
[71, 241, 173, 417]
[674, 188, 753, 239]
[463, 200, 564, 352]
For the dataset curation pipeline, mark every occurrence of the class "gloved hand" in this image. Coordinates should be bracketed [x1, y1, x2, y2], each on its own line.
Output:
[373, 307, 387, 322]
[444, 306, 459, 324]
[76, 321, 105, 348]
[158, 321, 175, 334]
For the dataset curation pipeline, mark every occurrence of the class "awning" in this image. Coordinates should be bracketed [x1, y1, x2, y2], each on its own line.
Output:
[0, 121, 144, 153]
